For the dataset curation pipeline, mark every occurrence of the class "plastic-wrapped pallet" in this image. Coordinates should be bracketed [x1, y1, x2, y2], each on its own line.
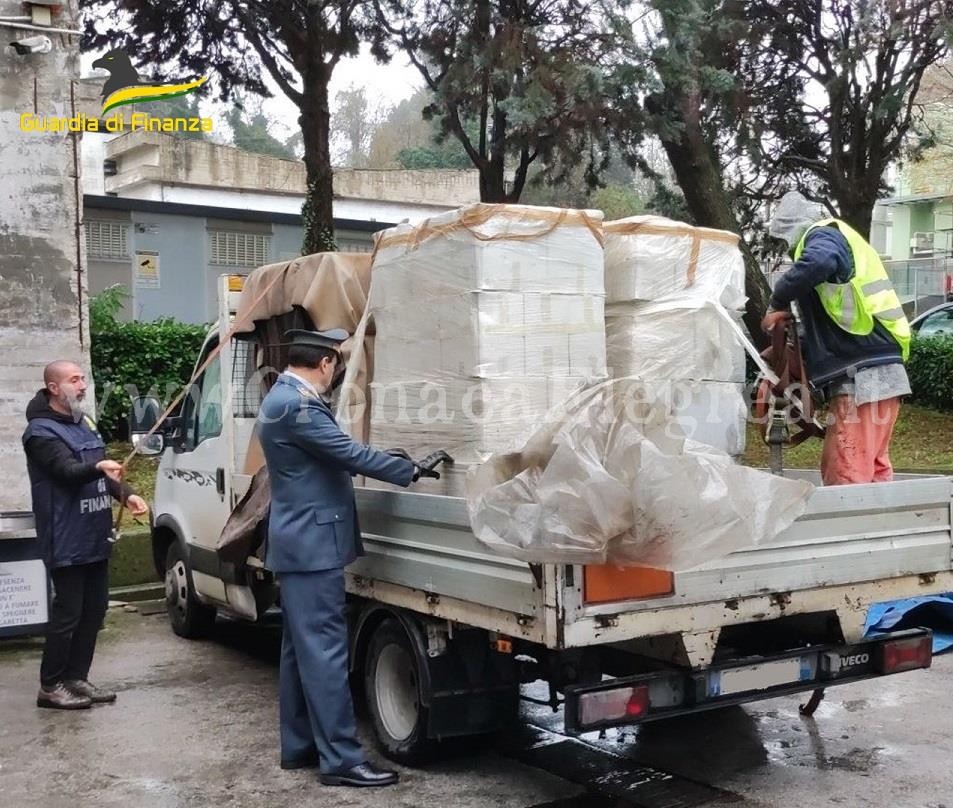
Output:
[355, 203, 607, 495]
[603, 215, 750, 456]
[603, 216, 746, 309]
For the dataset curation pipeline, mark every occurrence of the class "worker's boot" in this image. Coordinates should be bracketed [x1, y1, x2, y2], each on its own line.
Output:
[65, 679, 117, 704]
[36, 682, 93, 710]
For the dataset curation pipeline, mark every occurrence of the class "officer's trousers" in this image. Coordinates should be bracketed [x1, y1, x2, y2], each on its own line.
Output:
[277, 568, 364, 773]
[40, 559, 109, 687]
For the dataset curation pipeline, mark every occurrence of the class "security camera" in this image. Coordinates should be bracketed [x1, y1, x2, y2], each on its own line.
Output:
[9, 36, 53, 55]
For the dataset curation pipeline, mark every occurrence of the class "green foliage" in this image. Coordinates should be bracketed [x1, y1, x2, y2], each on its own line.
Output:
[227, 105, 296, 160]
[144, 93, 208, 140]
[590, 185, 645, 220]
[383, 0, 633, 201]
[907, 335, 953, 412]
[396, 143, 472, 170]
[90, 290, 208, 440]
[88, 284, 130, 333]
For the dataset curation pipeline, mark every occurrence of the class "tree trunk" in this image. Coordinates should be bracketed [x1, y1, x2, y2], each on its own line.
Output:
[299, 77, 336, 254]
[654, 101, 772, 348]
[833, 194, 875, 240]
[479, 166, 508, 202]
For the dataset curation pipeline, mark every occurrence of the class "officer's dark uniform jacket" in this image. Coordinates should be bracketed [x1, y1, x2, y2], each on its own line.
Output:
[21, 390, 129, 569]
[770, 225, 904, 389]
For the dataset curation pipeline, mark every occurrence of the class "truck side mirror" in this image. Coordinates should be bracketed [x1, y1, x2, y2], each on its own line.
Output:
[128, 396, 168, 456]
[132, 432, 165, 456]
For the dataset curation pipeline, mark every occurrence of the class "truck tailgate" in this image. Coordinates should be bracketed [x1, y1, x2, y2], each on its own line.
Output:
[576, 476, 953, 614]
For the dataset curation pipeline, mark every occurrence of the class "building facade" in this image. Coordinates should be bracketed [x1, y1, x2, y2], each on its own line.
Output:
[84, 194, 387, 323]
[80, 130, 480, 322]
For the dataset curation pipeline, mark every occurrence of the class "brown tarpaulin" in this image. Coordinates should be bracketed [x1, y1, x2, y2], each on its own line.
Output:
[216, 252, 374, 566]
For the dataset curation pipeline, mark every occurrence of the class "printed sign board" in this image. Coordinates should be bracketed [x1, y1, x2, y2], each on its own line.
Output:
[0, 559, 48, 633]
[135, 250, 160, 288]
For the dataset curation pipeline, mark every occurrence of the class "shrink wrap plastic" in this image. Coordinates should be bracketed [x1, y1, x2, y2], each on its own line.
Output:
[336, 204, 608, 493]
[466, 217, 799, 568]
[603, 215, 746, 308]
[466, 377, 813, 570]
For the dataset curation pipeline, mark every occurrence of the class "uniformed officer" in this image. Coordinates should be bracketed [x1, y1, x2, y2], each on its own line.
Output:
[257, 328, 426, 787]
[22, 360, 149, 710]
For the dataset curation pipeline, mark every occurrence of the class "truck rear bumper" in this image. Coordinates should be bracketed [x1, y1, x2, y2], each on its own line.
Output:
[564, 628, 933, 735]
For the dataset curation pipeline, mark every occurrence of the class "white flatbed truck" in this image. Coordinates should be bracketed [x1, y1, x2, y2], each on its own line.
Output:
[136, 272, 951, 762]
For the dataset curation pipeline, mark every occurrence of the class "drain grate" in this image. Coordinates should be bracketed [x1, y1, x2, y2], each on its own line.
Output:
[506, 725, 737, 808]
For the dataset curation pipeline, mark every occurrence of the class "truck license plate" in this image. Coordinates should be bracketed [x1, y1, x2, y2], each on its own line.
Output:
[710, 658, 805, 697]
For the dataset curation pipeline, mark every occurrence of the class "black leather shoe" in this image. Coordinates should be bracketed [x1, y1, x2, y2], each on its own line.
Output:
[280, 753, 319, 770]
[65, 679, 117, 704]
[320, 762, 399, 787]
[36, 683, 92, 710]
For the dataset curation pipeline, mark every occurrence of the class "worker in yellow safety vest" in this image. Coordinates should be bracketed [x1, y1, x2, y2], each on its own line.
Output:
[762, 191, 912, 486]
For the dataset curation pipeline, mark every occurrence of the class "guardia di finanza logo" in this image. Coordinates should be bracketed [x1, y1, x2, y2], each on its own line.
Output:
[19, 48, 213, 134]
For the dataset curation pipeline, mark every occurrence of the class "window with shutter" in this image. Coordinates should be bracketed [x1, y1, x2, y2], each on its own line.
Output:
[85, 221, 128, 260]
[208, 231, 271, 267]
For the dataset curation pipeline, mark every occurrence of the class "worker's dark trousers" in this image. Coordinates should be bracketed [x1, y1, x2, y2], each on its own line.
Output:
[40, 560, 109, 687]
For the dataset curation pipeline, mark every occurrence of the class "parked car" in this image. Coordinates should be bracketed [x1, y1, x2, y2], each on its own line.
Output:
[911, 302, 953, 338]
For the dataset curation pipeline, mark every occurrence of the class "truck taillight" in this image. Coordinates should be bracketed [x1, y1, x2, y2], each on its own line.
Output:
[578, 685, 649, 729]
[876, 635, 932, 674]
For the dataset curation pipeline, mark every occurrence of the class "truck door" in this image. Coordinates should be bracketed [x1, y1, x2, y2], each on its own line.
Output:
[160, 337, 231, 603]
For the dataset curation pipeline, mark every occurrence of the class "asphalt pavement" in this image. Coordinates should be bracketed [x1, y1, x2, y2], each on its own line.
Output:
[1, 607, 950, 808]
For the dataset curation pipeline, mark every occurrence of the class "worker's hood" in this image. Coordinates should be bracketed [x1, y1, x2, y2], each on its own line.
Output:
[25, 389, 75, 423]
[768, 191, 827, 251]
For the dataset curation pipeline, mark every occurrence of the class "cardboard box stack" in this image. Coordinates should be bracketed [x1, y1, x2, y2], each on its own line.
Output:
[366, 204, 607, 494]
[603, 216, 748, 456]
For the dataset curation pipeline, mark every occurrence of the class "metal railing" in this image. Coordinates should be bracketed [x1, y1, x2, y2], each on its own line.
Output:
[883, 257, 953, 317]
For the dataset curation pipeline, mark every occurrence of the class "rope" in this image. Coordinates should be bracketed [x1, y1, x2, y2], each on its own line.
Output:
[112, 267, 287, 537]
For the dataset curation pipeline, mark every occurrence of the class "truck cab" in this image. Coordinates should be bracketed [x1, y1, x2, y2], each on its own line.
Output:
[147, 276, 264, 634]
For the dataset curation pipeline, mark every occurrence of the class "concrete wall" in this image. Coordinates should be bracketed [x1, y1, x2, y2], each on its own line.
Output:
[0, 0, 88, 511]
[128, 184, 452, 225]
[100, 131, 480, 222]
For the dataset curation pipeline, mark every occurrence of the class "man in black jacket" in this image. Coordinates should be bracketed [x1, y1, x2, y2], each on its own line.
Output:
[22, 360, 148, 709]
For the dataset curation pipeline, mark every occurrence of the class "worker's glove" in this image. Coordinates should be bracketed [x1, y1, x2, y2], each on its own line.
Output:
[413, 450, 453, 481]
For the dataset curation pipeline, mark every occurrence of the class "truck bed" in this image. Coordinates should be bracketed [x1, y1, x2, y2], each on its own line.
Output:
[350, 472, 953, 661]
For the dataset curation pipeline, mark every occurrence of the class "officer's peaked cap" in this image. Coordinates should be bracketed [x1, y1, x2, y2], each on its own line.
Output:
[285, 328, 349, 350]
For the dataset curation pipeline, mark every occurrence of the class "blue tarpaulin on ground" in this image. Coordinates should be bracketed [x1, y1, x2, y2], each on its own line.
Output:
[864, 595, 953, 653]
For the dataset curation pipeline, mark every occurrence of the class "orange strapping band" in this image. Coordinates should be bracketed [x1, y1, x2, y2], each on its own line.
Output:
[603, 219, 740, 289]
[374, 203, 605, 254]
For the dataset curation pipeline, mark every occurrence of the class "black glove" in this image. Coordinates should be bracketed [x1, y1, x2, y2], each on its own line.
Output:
[413, 450, 453, 480]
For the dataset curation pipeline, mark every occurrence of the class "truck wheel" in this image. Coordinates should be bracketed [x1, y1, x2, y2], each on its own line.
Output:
[364, 619, 434, 764]
[165, 542, 216, 638]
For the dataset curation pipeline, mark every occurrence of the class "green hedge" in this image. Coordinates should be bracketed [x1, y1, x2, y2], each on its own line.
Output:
[908, 334, 953, 412]
[90, 288, 208, 440]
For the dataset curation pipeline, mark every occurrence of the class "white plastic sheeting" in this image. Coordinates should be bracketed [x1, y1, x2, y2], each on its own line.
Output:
[603, 216, 746, 309]
[466, 377, 813, 570]
[606, 299, 748, 383]
[603, 215, 754, 459]
[347, 203, 608, 495]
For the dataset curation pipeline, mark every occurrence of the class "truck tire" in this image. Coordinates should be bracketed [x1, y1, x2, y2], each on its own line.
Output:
[165, 542, 216, 639]
[364, 618, 435, 764]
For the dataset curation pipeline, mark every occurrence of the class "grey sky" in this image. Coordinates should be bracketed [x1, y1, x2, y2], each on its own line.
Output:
[81, 45, 423, 143]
